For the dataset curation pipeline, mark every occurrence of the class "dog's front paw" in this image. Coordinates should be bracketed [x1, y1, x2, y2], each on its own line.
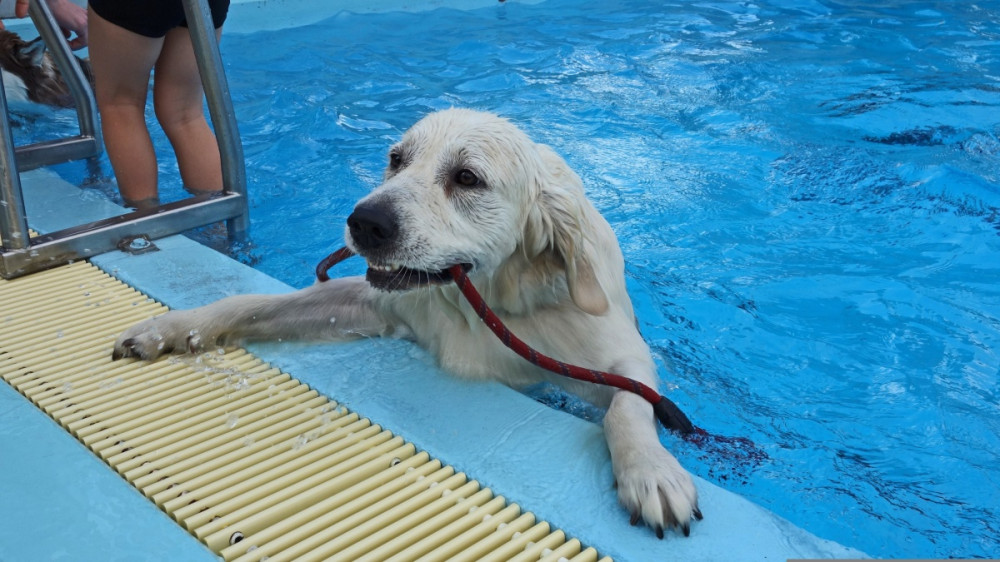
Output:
[615, 446, 702, 538]
[112, 311, 212, 360]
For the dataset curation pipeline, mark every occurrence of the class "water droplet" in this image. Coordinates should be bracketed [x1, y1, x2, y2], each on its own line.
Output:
[226, 414, 239, 428]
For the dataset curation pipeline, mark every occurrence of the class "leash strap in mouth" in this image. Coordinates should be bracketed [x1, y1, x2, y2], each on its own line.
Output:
[316, 247, 358, 282]
[315, 247, 694, 435]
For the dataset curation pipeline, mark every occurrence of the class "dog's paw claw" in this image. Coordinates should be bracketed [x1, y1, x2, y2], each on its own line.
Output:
[111, 338, 138, 360]
[615, 446, 699, 538]
[111, 312, 208, 361]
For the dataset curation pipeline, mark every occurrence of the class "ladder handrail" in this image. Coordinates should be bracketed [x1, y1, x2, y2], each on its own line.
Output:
[0, 0, 250, 278]
[28, 0, 99, 140]
[0, 80, 30, 251]
[13, 0, 101, 172]
[182, 0, 249, 239]
[1, 0, 99, 251]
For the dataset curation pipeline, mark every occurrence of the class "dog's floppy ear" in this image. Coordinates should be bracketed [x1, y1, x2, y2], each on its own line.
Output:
[524, 146, 610, 316]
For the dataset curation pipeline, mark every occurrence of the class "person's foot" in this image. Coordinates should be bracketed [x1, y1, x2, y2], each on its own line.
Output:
[123, 196, 159, 210]
[183, 186, 223, 197]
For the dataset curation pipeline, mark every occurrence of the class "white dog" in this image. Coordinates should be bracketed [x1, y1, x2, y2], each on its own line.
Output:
[113, 108, 701, 537]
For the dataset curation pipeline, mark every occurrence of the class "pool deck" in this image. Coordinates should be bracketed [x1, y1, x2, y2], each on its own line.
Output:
[2, 2, 867, 560]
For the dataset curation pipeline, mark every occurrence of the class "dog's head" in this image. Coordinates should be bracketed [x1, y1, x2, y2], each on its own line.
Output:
[345, 108, 609, 315]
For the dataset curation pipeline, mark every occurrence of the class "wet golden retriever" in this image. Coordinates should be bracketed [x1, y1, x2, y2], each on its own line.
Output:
[113, 108, 700, 536]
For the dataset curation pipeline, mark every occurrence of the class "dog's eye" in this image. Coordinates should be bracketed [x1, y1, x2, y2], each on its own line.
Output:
[454, 169, 480, 187]
[389, 152, 403, 170]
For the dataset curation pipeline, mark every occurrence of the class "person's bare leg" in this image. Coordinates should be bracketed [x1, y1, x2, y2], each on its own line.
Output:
[87, 7, 163, 209]
[153, 26, 223, 195]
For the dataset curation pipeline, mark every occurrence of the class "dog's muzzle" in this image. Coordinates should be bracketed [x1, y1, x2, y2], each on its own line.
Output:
[345, 202, 471, 291]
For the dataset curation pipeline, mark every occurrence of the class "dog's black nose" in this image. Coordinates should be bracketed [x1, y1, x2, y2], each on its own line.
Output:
[348, 203, 398, 251]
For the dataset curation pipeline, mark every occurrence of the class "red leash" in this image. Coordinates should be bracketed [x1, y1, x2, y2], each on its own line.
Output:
[316, 247, 694, 435]
[447, 264, 695, 434]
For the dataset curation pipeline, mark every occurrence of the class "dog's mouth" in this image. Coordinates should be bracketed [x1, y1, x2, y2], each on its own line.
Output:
[365, 262, 472, 291]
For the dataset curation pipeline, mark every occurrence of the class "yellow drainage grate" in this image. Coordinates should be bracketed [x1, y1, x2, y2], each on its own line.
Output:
[0, 260, 612, 562]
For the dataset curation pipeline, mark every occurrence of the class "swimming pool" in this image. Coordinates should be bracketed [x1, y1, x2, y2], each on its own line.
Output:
[26, 0, 1000, 558]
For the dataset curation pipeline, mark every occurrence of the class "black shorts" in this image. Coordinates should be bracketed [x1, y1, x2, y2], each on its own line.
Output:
[90, 0, 231, 39]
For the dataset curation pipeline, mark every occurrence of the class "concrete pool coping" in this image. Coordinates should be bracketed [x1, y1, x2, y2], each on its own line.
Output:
[1, 166, 869, 561]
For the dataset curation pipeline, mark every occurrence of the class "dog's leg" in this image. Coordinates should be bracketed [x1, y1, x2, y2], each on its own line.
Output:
[604, 360, 700, 537]
[113, 277, 391, 360]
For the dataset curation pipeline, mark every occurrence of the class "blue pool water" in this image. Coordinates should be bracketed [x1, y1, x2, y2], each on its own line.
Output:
[21, 0, 999, 558]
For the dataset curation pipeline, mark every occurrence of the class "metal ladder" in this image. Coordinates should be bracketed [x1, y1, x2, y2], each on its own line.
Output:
[0, 0, 249, 279]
